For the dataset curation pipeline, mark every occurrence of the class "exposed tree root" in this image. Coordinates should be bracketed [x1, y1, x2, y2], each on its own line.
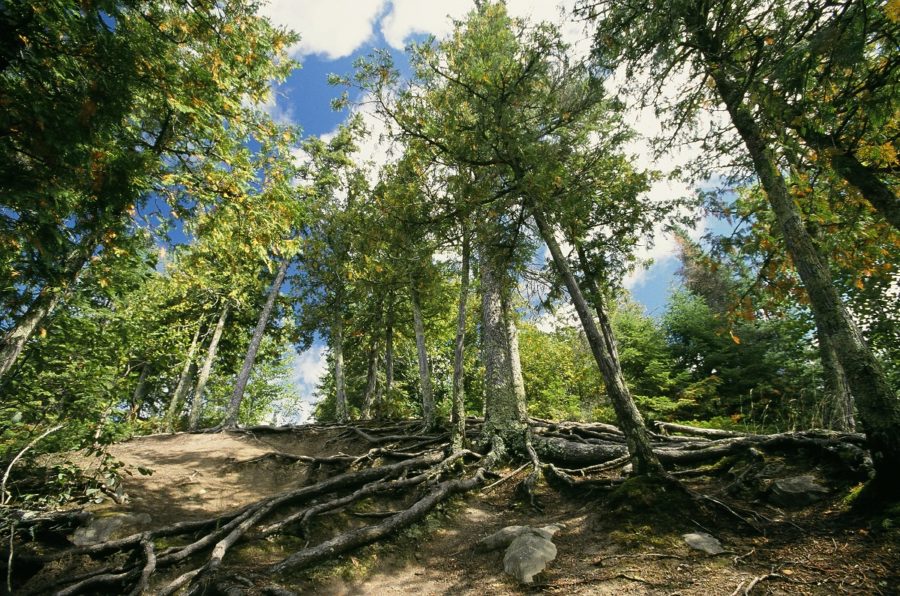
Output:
[7, 419, 873, 594]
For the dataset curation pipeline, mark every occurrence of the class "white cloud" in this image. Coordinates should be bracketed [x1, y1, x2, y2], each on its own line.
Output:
[381, 0, 472, 49]
[290, 343, 328, 407]
[379, 0, 589, 56]
[259, 0, 388, 59]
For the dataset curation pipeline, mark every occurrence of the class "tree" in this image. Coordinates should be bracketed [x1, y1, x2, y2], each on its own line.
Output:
[579, 0, 900, 490]
[0, 0, 297, 381]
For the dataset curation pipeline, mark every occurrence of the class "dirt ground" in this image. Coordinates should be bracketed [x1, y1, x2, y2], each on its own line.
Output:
[30, 426, 900, 595]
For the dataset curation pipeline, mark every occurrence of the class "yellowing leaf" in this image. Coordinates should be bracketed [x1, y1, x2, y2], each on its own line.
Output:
[729, 330, 741, 345]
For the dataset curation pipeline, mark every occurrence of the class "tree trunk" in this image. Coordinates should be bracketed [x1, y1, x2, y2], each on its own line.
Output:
[362, 346, 379, 419]
[479, 246, 527, 451]
[166, 325, 202, 432]
[222, 259, 289, 428]
[687, 12, 900, 492]
[0, 289, 61, 380]
[818, 326, 855, 432]
[333, 313, 349, 422]
[410, 282, 435, 429]
[529, 205, 665, 476]
[451, 230, 470, 452]
[382, 301, 394, 419]
[189, 305, 229, 431]
[0, 240, 93, 381]
[129, 364, 149, 423]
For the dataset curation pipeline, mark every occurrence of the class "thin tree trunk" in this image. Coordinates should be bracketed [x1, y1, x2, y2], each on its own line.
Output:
[189, 305, 229, 431]
[333, 313, 348, 422]
[362, 346, 379, 419]
[129, 364, 149, 423]
[530, 206, 665, 476]
[383, 301, 395, 418]
[0, 290, 61, 380]
[479, 246, 527, 449]
[451, 230, 470, 452]
[687, 12, 900, 491]
[0, 239, 94, 381]
[166, 325, 202, 432]
[410, 281, 435, 429]
[222, 259, 289, 428]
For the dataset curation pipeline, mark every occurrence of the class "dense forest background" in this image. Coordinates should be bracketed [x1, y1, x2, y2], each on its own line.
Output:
[1, 0, 898, 501]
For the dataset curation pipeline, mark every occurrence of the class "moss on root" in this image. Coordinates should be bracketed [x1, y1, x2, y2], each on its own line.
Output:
[606, 475, 693, 515]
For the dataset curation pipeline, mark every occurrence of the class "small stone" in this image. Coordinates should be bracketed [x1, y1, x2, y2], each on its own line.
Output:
[682, 532, 725, 555]
[503, 529, 558, 584]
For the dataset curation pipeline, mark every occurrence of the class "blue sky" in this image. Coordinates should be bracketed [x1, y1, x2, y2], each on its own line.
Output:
[255, 1, 716, 407]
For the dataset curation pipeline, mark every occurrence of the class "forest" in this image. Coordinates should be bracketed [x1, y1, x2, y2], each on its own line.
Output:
[1, 0, 898, 594]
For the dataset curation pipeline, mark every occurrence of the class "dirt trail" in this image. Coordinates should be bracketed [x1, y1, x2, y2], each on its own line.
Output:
[36, 428, 900, 595]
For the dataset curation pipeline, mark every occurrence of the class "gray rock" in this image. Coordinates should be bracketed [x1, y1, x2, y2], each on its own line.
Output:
[476, 525, 530, 552]
[477, 523, 564, 552]
[72, 512, 152, 546]
[769, 475, 829, 507]
[503, 528, 559, 584]
[682, 532, 725, 555]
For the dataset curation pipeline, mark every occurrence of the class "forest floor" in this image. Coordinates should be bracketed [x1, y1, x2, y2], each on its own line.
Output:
[16, 424, 900, 595]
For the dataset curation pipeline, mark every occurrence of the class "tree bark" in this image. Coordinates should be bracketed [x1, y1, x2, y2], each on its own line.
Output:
[382, 301, 395, 418]
[166, 325, 202, 432]
[685, 9, 900, 491]
[189, 305, 229, 431]
[451, 230, 470, 452]
[362, 346, 379, 419]
[222, 259, 289, 428]
[529, 205, 665, 476]
[479, 245, 527, 449]
[0, 240, 93, 381]
[333, 313, 349, 422]
[129, 364, 149, 422]
[818, 327, 855, 432]
[0, 289, 61, 380]
[410, 281, 435, 429]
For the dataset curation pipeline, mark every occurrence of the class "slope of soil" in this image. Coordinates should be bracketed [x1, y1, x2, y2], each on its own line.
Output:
[15, 424, 900, 595]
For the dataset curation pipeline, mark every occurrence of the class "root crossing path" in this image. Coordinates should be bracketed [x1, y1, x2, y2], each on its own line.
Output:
[7, 419, 895, 595]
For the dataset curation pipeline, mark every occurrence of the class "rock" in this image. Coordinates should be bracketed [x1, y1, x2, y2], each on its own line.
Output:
[503, 528, 558, 584]
[769, 475, 829, 507]
[476, 525, 530, 552]
[682, 532, 725, 555]
[71, 512, 152, 546]
[476, 523, 563, 552]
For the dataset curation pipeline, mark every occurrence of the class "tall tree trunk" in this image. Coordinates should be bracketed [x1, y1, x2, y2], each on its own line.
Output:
[189, 305, 229, 431]
[479, 246, 527, 455]
[410, 281, 435, 428]
[362, 346, 379, 419]
[687, 12, 900, 491]
[0, 289, 61, 380]
[530, 205, 665, 476]
[222, 259, 289, 428]
[333, 313, 349, 422]
[451, 230, 471, 452]
[129, 364, 149, 423]
[165, 324, 202, 432]
[383, 301, 395, 418]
